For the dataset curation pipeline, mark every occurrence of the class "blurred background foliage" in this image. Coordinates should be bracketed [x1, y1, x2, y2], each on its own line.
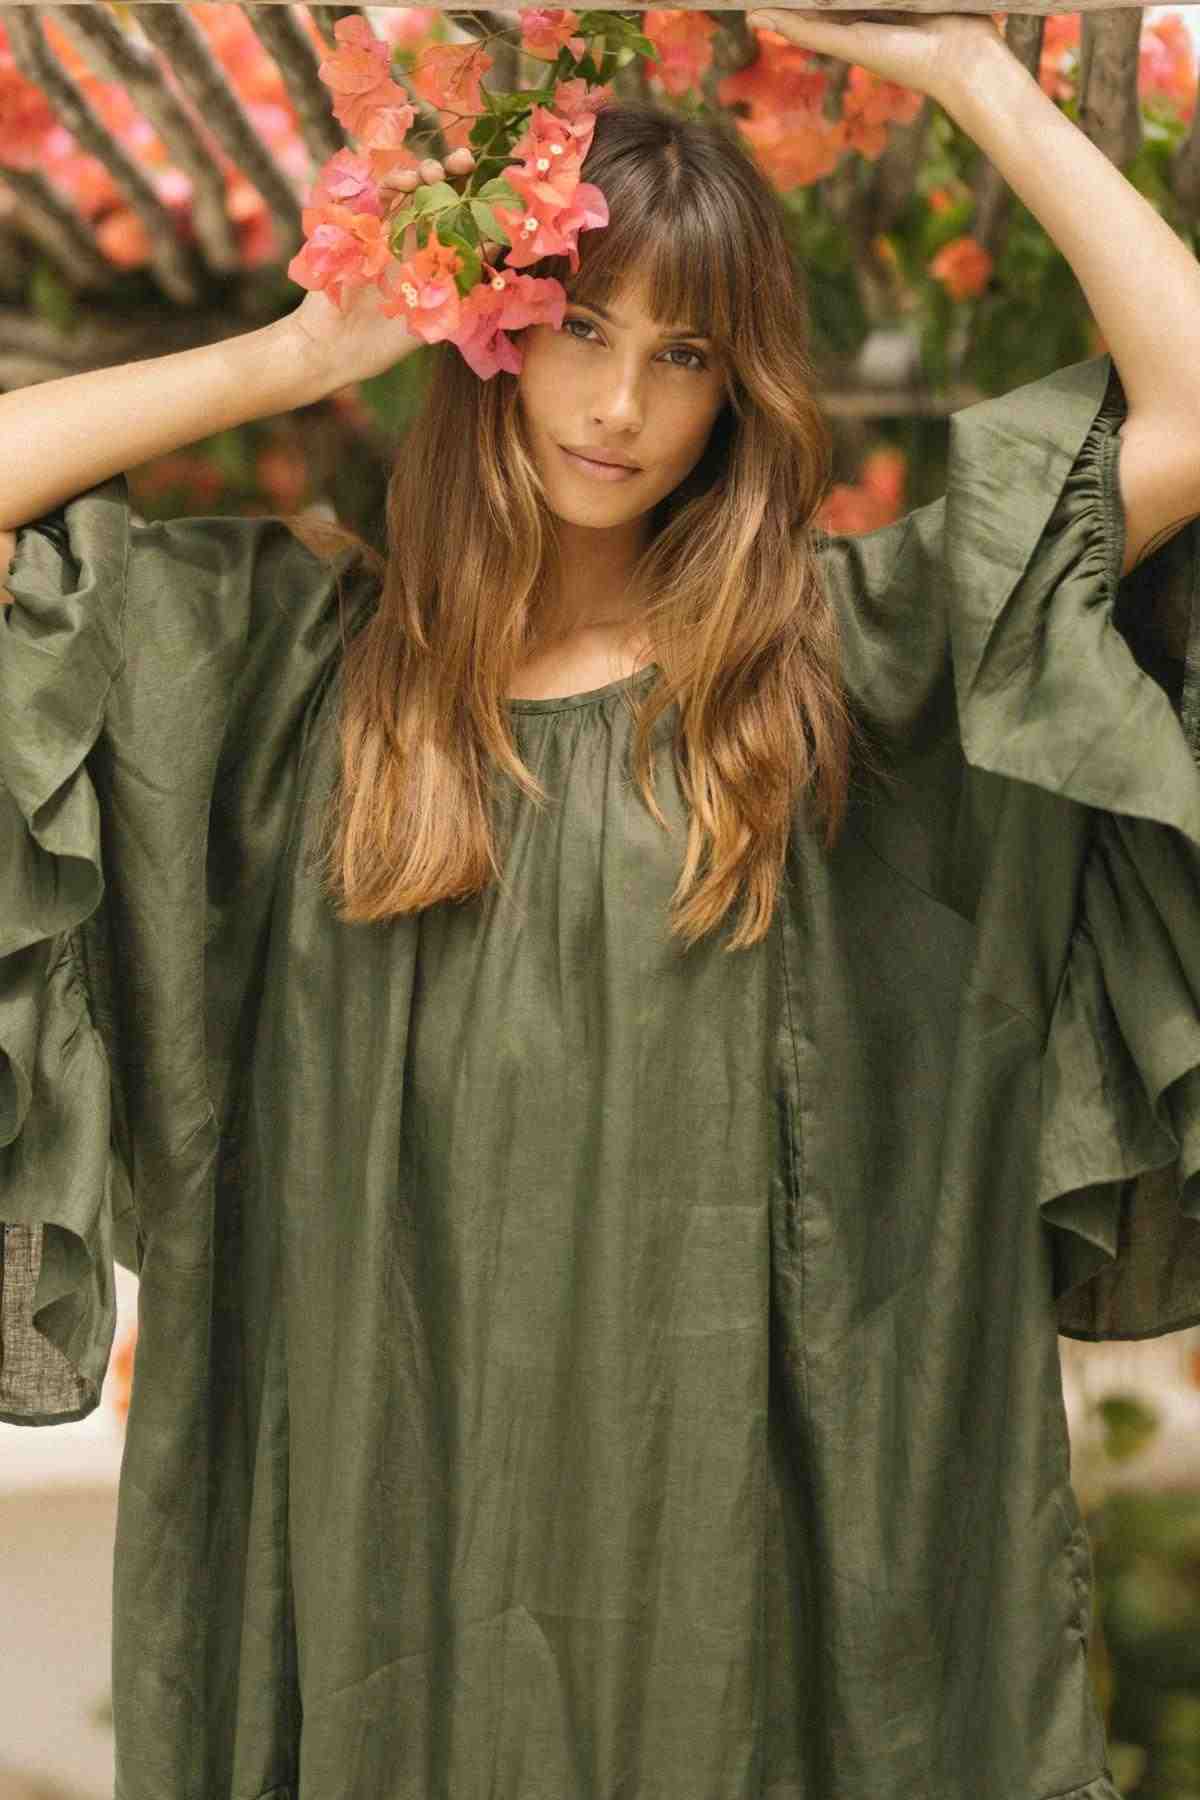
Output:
[1065, 1337, 1200, 1797]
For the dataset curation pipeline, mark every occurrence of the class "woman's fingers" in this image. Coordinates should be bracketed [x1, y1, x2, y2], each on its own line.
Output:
[379, 148, 476, 195]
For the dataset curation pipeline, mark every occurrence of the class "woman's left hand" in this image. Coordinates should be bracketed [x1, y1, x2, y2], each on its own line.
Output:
[746, 10, 1008, 106]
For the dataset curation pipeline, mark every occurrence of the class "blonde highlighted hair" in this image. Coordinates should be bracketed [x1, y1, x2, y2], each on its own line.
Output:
[289, 98, 884, 953]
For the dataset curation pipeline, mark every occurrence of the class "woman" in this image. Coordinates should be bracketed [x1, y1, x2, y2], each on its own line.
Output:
[1, 13, 1199, 1798]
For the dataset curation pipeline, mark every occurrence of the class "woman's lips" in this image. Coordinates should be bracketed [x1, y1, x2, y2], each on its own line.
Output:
[560, 446, 641, 482]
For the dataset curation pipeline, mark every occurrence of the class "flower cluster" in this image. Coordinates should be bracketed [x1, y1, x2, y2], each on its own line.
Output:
[286, 12, 657, 380]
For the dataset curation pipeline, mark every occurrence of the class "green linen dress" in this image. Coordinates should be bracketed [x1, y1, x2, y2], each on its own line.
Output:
[2, 351, 1199, 1800]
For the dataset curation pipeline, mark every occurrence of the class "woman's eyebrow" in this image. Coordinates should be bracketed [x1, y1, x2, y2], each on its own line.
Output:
[575, 300, 712, 340]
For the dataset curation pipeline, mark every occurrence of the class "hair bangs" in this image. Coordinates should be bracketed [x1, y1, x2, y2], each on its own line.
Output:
[521, 113, 748, 357]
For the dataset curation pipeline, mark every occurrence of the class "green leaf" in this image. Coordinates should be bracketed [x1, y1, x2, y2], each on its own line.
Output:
[27, 260, 79, 334]
[452, 208, 482, 248]
[1098, 1394, 1161, 1464]
[469, 112, 512, 154]
[486, 90, 544, 118]
[389, 213, 424, 259]
[475, 176, 522, 207]
[356, 349, 431, 437]
[469, 199, 509, 244]
[435, 224, 482, 295]
[411, 180, 459, 217]
[205, 427, 252, 486]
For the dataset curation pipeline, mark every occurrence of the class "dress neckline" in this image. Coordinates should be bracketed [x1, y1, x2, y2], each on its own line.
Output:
[506, 661, 660, 715]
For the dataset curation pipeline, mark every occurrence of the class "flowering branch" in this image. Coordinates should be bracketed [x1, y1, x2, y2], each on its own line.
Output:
[287, 9, 655, 379]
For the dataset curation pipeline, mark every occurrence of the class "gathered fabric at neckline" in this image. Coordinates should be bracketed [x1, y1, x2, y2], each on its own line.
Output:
[505, 660, 660, 714]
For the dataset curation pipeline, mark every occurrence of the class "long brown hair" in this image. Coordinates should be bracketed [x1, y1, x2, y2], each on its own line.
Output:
[293, 98, 882, 953]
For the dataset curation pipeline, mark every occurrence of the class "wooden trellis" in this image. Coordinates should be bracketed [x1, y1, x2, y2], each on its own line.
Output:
[0, 3, 1197, 417]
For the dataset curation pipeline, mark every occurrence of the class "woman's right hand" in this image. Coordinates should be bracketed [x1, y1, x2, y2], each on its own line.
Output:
[286, 280, 423, 393]
[286, 151, 484, 392]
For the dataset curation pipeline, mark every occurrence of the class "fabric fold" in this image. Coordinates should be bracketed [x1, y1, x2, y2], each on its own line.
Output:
[945, 351, 1200, 1336]
[0, 474, 130, 1423]
[1, 472, 375, 1423]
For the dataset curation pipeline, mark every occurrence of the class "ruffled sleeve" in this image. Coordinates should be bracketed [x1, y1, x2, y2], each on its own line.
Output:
[1, 474, 375, 1423]
[0, 486, 126, 1423]
[944, 352, 1200, 1338]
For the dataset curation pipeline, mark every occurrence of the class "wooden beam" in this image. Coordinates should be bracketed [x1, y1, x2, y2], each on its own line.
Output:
[1078, 9, 1144, 170]
[126, 2, 306, 260]
[43, 3, 243, 277]
[16, 1, 1196, 8]
[403, 2, 1189, 9]
[2, 7, 204, 305]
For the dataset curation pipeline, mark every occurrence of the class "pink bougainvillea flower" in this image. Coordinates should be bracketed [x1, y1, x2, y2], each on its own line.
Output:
[641, 10, 717, 98]
[408, 40, 495, 152]
[95, 208, 152, 268]
[841, 66, 924, 161]
[719, 28, 848, 188]
[308, 147, 387, 215]
[287, 204, 394, 309]
[319, 14, 417, 144]
[930, 234, 993, 301]
[1038, 14, 1081, 103]
[0, 48, 58, 169]
[537, 177, 609, 272]
[491, 117, 589, 266]
[105, 1322, 138, 1427]
[520, 10, 589, 64]
[816, 445, 908, 535]
[377, 232, 465, 342]
[550, 75, 617, 122]
[494, 172, 609, 272]
[511, 100, 600, 179]
[860, 445, 907, 513]
[1138, 12, 1197, 119]
[449, 268, 569, 380]
[450, 280, 528, 381]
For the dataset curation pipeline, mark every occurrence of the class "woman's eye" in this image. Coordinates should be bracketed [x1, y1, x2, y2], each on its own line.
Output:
[562, 317, 706, 372]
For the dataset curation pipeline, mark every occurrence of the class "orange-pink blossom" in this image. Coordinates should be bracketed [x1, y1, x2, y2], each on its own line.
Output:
[318, 13, 417, 145]
[520, 10, 589, 64]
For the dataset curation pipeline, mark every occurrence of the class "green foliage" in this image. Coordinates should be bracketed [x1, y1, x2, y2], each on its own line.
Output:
[355, 345, 432, 438]
[782, 185, 868, 359]
[1089, 1490, 1200, 1797]
[205, 427, 253, 486]
[27, 259, 80, 334]
[1099, 1395, 1165, 1465]
[962, 201, 1095, 396]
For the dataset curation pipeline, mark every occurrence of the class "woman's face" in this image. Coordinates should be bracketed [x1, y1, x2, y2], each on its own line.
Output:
[515, 269, 729, 528]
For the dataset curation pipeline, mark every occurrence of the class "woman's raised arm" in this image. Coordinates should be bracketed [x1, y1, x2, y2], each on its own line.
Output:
[0, 282, 422, 533]
[0, 315, 333, 532]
